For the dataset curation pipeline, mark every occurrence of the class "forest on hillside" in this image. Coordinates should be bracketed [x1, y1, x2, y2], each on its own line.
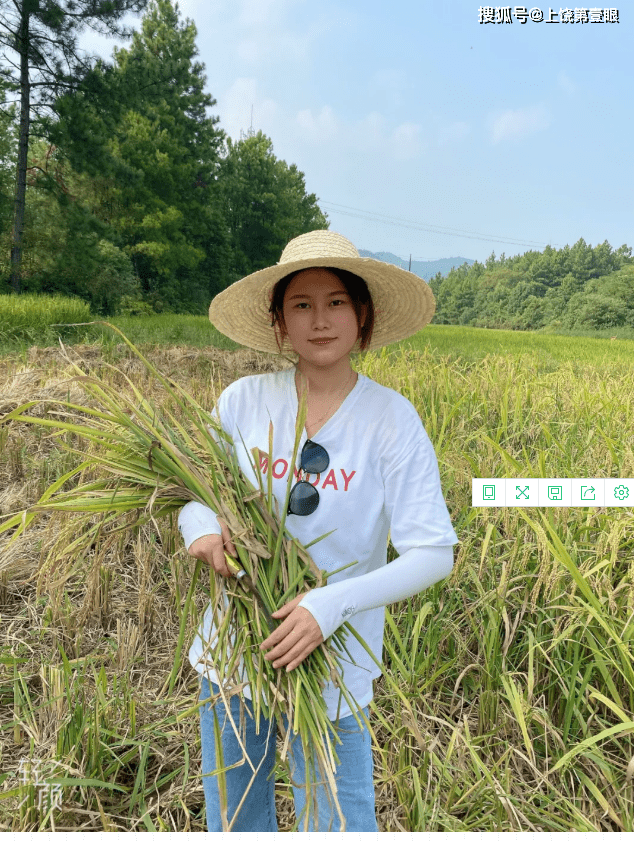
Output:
[431, 240, 634, 332]
[0, 0, 327, 315]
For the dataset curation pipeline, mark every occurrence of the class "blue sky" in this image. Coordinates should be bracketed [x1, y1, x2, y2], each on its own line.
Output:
[83, 0, 631, 264]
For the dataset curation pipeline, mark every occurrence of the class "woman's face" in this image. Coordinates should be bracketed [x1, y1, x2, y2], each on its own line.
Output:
[281, 268, 363, 367]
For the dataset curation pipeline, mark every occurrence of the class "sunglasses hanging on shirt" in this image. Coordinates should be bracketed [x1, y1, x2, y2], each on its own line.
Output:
[287, 440, 329, 516]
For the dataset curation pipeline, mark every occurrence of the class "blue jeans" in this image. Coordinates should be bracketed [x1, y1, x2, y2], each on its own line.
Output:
[198, 677, 377, 831]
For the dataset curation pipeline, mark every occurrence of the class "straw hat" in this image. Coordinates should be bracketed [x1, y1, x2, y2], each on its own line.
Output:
[209, 230, 436, 354]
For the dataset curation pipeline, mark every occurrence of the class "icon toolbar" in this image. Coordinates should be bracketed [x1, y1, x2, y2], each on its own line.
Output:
[472, 479, 633, 507]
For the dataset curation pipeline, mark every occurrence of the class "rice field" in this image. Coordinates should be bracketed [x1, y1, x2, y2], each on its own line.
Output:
[1, 327, 633, 831]
[0, 295, 93, 345]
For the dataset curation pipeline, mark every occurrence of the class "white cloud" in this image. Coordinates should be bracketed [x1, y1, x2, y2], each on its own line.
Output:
[236, 29, 315, 67]
[296, 105, 338, 140]
[229, 0, 324, 70]
[438, 120, 471, 144]
[218, 77, 279, 139]
[292, 106, 426, 166]
[178, 0, 322, 82]
[490, 104, 550, 144]
[237, 0, 303, 27]
[390, 122, 424, 160]
[356, 111, 387, 152]
[558, 71, 576, 95]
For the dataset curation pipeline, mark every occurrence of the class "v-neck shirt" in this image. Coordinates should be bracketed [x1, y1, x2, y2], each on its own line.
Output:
[293, 368, 358, 439]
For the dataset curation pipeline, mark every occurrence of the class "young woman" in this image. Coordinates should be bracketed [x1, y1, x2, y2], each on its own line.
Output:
[178, 230, 459, 831]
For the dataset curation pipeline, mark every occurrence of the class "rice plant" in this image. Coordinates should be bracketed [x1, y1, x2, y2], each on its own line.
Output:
[0, 294, 93, 344]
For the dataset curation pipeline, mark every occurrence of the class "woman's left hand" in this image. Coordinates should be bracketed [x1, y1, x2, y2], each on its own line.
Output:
[260, 593, 324, 672]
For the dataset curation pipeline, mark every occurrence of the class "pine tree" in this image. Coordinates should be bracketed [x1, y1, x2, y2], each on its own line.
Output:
[104, 0, 228, 309]
[219, 130, 328, 282]
[0, 0, 148, 293]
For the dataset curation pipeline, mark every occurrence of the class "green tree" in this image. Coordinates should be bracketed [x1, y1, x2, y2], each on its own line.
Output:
[218, 130, 328, 282]
[518, 295, 549, 330]
[0, 0, 148, 293]
[432, 262, 471, 324]
[563, 292, 628, 329]
[0, 139, 139, 313]
[48, 0, 229, 311]
[432, 238, 633, 331]
[589, 264, 634, 300]
[581, 264, 634, 328]
[105, 0, 228, 310]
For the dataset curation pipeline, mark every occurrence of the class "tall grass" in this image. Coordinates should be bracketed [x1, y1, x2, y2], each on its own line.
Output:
[0, 300, 238, 352]
[398, 323, 634, 370]
[0, 333, 633, 830]
[358, 344, 634, 831]
[95, 316, 241, 351]
[0, 294, 92, 345]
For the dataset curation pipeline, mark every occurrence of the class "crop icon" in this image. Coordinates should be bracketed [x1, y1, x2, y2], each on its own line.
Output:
[613, 485, 629, 501]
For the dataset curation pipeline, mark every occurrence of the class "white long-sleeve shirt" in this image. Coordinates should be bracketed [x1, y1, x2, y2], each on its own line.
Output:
[178, 367, 459, 720]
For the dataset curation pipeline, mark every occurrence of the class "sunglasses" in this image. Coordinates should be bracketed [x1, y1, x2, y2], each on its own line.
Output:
[288, 440, 330, 516]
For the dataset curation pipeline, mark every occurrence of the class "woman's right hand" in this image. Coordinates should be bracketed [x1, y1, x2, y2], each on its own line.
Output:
[188, 519, 238, 578]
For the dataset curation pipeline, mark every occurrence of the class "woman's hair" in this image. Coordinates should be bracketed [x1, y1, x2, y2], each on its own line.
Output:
[268, 267, 375, 354]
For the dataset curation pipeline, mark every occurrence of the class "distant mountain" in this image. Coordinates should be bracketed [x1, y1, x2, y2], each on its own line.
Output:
[358, 250, 475, 280]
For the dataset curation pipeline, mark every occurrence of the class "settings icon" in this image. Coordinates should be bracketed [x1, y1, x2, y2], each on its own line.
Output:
[614, 485, 630, 501]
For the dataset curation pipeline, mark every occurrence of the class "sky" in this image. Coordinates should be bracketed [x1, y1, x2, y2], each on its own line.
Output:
[81, 0, 631, 264]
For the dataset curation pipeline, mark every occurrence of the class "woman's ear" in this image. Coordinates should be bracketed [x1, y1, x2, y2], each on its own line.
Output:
[359, 303, 368, 330]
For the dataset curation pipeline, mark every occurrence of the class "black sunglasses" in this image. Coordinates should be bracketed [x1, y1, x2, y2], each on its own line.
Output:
[287, 440, 330, 516]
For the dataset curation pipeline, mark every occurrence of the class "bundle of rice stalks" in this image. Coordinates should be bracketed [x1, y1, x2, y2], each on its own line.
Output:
[0, 324, 373, 831]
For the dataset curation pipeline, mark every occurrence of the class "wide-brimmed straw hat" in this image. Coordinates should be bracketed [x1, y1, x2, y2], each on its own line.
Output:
[209, 230, 436, 354]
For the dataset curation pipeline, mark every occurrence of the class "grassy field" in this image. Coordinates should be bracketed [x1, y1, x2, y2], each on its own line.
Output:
[0, 294, 93, 346]
[0, 313, 240, 357]
[1, 321, 633, 830]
